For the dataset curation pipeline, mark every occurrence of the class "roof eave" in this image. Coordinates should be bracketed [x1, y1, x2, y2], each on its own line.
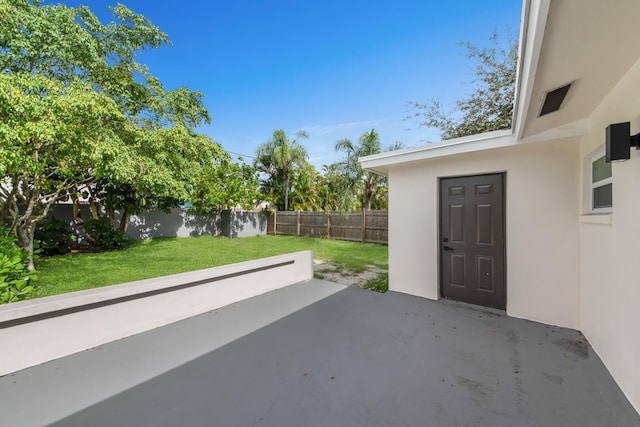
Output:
[360, 0, 551, 175]
[360, 130, 516, 176]
[513, 0, 551, 141]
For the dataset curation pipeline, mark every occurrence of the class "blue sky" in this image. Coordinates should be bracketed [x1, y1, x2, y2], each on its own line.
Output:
[59, 0, 522, 168]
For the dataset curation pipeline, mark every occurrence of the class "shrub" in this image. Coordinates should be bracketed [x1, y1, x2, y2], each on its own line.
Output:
[363, 273, 388, 293]
[83, 218, 130, 252]
[0, 227, 36, 304]
[35, 219, 74, 256]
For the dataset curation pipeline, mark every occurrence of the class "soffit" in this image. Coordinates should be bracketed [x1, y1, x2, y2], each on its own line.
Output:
[521, 0, 640, 139]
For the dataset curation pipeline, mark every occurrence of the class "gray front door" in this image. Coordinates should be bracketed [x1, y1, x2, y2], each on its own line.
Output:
[440, 174, 505, 309]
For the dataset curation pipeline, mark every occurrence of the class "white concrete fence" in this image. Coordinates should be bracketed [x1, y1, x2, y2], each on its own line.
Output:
[51, 204, 268, 240]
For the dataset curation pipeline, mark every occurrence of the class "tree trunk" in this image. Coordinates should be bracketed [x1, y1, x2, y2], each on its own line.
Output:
[284, 172, 290, 211]
[13, 181, 56, 271]
[119, 208, 130, 231]
[89, 197, 100, 220]
[364, 176, 375, 211]
[15, 219, 36, 271]
[107, 207, 116, 228]
[72, 194, 80, 223]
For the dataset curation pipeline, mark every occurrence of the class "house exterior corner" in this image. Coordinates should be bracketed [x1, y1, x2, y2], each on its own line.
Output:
[361, 0, 640, 413]
[577, 54, 640, 414]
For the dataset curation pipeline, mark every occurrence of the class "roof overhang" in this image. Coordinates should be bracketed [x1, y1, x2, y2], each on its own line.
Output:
[360, 130, 514, 175]
[360, 0, 541, 176]
[517, 0, 640, 140]
[361, 0, 640, 175]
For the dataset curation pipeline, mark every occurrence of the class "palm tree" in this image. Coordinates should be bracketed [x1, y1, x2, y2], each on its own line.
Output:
[289, 162, 321, 211]
[318, 164, 348, 211]
[254, 129, 309, 211]
[334, 129, 403, 211]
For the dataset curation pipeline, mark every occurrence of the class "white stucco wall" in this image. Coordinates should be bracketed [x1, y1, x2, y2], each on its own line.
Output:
[579, 56, 640, 413]
[387, 138, 581, 329]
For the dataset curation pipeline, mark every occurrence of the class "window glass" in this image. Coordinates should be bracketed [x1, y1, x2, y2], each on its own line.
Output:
[590, 152, 612, 213]
[592, 155, 612, 183]
[593, 183, 612, 209]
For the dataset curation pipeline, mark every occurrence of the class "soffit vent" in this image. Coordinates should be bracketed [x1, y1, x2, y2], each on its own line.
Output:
[539, 83, 572, 116]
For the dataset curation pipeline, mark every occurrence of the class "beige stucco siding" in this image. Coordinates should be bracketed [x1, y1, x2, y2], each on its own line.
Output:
[387, 139, 581, 329]
[579, 56, 640, 413]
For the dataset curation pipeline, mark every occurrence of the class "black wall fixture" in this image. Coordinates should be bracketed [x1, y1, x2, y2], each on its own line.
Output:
[606, 122, 640, 162]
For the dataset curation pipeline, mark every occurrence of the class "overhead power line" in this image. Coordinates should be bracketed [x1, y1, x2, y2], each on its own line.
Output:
[227, 151, 255, 159]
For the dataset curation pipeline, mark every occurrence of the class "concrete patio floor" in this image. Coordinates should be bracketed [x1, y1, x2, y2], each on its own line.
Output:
[2, 280, 638, 427]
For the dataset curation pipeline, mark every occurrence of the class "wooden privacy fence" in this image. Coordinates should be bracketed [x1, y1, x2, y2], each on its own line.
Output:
[267, 211, 387, 244]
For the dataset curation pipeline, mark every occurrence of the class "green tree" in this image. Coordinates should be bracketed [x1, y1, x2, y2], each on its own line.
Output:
[289, 163, 322, 211]
[254, 129, 309, 211]
[407, 31, 518, 140]
[191, 157, 261, 213]
[256, 174, 284, 211]
[0, 0, 223, 268]
[316, 164, 348, 211]
[81, 127, 223, 232]
[334, 129, 402, 211]
[0, 72, 124, 269]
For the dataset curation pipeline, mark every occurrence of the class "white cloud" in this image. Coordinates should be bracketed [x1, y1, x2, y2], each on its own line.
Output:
[302, 120, 383, 138]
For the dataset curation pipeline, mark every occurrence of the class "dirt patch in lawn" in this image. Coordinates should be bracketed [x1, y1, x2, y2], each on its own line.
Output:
[313, 258, 386, 288]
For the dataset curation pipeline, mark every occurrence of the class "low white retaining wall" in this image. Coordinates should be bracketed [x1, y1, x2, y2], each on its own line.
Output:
[0, 251, 313, 376]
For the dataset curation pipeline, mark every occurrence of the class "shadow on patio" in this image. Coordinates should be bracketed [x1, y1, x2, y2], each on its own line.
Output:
[3, 280, 639, 426]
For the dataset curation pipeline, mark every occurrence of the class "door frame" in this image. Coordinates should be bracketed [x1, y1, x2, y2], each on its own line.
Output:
[438, 172, 507, 309]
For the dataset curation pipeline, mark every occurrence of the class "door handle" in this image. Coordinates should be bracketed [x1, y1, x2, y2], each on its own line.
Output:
[443, 246, 454, 251]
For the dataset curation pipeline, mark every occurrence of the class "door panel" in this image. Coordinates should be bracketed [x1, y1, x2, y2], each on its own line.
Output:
[476, 205, 493, 244]
[440, 174, 505, 309]
[450, 205, 465, 242]
[450, 254, 466, 286]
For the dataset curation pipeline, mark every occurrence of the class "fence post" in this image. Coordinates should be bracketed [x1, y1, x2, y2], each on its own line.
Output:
[297, 211, 301, 236]
[326, 212, 331, 239]
[273, 211, 277, 235]
[361, 209, 366, 243]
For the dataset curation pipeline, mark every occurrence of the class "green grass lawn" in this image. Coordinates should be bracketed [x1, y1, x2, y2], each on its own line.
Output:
[32, 235, 388, 299]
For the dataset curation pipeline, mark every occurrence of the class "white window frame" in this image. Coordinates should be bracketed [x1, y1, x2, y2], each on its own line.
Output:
[589, 150, 612, 213]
